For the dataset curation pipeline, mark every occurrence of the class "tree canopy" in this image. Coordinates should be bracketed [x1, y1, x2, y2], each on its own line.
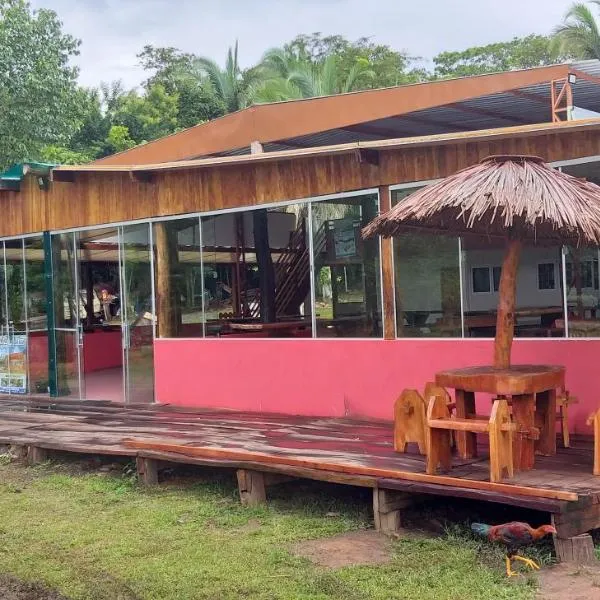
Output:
[0, 0, 80, 169]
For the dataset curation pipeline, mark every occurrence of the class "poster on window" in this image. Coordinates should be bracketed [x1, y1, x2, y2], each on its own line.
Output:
[0, 334, 27, 394]
[332, 219, 358, 259]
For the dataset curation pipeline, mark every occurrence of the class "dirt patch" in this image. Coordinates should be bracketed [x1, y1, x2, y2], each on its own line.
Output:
[0, 575, 67, 600]
[537, 564, 600, 600]
[291, 530, 394, 568]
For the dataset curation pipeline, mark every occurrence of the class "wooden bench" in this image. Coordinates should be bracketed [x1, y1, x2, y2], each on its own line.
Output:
[587, 410, 600, 476]
[394, 389, 427, 455]
[426, 395, 516, 483]
[394, 384, 453, 456]
[556, 389, 578, 448]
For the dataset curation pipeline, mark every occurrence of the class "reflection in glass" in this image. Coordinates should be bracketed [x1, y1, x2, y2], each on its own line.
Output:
[462, 239, 564, 337]
[4, 240, 25, 331]
[394, 234, 462, 337]
[51, 233, 82, 397]
[24, 236, 49, 394]
[153, 218, 203, 338]
[200, 204, 312, 338]
[311, 194, 381, 338]
[564, 246, 600, 336]
[122, 224, 154, 403]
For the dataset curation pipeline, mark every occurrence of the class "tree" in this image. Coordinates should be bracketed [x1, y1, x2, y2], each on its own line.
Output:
[553, 1, 600, 59]
[255, 49, 374, 101]
[0, 0, 81, 169]
[283, 33, 426, 88]
[113, 83, 179, 144]
[432, 35, 566, 79]
[195, 41, 264, 112]
[138, 45, 225, 127]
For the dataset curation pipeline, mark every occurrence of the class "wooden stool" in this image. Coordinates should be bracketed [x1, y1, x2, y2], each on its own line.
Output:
[586, 410, 600, 476]
[394, 389, 427, 455]
[556, 389, 578, 448]
[426, 395, 516, 483]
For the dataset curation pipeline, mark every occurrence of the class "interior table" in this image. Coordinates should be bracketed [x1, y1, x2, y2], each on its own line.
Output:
[435, 365, 565, 472]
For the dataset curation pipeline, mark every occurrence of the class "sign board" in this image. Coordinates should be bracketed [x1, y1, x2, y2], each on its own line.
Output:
[0, 334, 27, 394]
[332, 219, 359, 259]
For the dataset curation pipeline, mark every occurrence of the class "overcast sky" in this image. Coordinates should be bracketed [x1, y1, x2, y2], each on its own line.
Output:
[30, 0, 577, 89]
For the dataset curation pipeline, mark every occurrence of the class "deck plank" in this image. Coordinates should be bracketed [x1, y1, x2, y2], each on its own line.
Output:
[0, 396, 597, 509]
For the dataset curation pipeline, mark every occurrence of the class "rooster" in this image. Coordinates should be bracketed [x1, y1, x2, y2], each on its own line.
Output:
[471, 521, 556, 576]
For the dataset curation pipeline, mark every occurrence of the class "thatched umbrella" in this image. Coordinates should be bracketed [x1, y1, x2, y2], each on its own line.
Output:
[363, 155, 600, 369]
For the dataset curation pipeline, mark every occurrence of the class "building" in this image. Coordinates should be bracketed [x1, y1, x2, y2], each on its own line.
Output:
[2, 60, 600, 432]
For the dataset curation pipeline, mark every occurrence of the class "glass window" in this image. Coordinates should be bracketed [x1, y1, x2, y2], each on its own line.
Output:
[201, 203, 312, 338]
[312, 193, 381, 338]
[492, 266, 502, 292]
[472, 267, 491, 293]
[153, 218, 203, 338]
[538, 263, 556, 290]
[392, 188, 461, 338]
[462, 239, 564, 338]
[4, 240, 25, 332]
[24, 236, 49, 394]
[564, 246, 600, 337]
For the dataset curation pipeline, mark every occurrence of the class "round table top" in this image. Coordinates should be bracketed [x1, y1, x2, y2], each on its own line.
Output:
[435, 364, 565, 395]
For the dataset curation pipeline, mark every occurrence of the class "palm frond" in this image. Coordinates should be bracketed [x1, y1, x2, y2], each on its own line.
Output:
[342, 62, 375, 93]
[288, 66, 318, 98]
[320, 56, 339, 95]
[553, 2, 600, 59]
[250, 78, 303, 103]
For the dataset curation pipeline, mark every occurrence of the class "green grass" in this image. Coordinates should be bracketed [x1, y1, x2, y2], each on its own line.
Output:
[0, 457, 543, 600]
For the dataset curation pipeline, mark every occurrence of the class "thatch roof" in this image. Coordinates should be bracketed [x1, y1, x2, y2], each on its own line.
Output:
[363, 155, 600, 245]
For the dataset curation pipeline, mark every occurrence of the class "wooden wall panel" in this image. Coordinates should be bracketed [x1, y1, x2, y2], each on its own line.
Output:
[1, 127, 600, 238]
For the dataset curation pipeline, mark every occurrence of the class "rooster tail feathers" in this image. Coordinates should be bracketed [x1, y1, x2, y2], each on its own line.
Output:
[471, 523, 492, 537]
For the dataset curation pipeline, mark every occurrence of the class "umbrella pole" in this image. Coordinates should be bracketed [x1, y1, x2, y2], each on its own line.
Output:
[494, 239, 522, 369]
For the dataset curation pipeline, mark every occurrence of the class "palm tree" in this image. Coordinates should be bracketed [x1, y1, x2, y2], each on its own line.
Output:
[553, 1, 600, 59]
[253, 48, 374, 103]
[194, 41, 263, 113]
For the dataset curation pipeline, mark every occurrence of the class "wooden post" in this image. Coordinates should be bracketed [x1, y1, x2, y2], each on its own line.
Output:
[379, 185, 395, 340]
[27, 446, 48, 465]
[373, 487, 414, 534]
[554, 534, 597, 564]
[154, 222, 181, 338]
[253, 209, 276, 323]
[454, 389, 477, 458]
[494, 239, 522, 369]
[136, 457, 159, 486]
[237, 469, 266, 506]
[9, 444, 28, 460]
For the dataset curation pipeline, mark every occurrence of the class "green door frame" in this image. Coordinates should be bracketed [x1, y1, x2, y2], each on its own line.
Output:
[43, 231, 58, 397]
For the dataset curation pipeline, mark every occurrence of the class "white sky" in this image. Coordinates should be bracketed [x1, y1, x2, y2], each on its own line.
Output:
[30, 0, 578, 89]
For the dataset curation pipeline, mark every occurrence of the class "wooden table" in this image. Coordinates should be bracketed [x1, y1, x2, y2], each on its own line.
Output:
[435, 365, 565, 472]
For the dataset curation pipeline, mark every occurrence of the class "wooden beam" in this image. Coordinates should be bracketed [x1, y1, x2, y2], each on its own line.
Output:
[358, 148, 380, 166]
[27, 445, 48, 465]
[123, 439, 579, 502]
[373, 487, 415, 534]
[379, 185, 395, 340]
[50, 170, 76, 183]
[136, 456, 159, 485]
[237, 469, 266, 506]
[553, 533, 597, 564]
[129, 171, 154, 184]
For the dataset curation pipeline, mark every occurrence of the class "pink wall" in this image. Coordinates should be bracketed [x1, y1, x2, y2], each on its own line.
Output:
[83, 330, 122, 373]
[154, 338, 600, 433]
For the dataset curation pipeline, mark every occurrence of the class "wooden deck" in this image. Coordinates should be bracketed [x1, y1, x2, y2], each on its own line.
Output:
[0, 396, 599, 543]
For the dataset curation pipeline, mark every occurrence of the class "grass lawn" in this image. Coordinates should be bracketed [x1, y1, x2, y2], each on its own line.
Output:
[0, 455, 545, 600]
